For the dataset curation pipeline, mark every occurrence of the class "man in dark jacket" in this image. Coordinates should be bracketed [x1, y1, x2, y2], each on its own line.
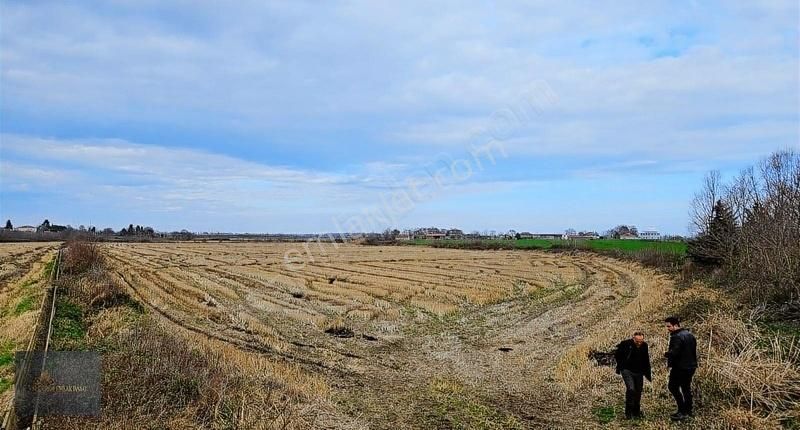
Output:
[615, 331, 652, 419]
[664, 316, 698, 420]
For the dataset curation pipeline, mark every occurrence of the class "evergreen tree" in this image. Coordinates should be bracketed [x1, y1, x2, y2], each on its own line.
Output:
[688, 199, 737, 266]
[743, 201, 765, 227]
[4, 220, 11, 229]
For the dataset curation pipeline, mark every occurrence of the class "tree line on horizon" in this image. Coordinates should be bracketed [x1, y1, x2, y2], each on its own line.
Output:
[1, 219, 160, 237]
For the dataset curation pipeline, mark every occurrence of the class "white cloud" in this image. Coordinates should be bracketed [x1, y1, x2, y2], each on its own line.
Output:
[3, 1, 795, 124]
[1, 1, 797, 232]
[0, 134, 399, 222]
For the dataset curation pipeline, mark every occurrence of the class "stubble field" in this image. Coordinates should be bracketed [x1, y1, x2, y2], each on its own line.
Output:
[0, 242, 60, 409]
[100, 241, 677, 428]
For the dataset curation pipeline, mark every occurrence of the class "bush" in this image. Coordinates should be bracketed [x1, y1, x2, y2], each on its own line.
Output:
[63, 239, 104, 274]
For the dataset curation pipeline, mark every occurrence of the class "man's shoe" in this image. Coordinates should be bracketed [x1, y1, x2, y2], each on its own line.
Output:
[670, 412, 685, 421]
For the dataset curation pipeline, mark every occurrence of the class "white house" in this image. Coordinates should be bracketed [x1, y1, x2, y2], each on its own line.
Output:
[639, 230, 661, 240]
[14, 225, 36, 233]
[532, 233, 563, 240]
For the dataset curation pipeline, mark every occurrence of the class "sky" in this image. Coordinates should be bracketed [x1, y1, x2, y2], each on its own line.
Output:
[1, 1, 798, 235]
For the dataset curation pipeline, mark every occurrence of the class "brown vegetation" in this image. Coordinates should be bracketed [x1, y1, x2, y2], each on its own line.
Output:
[47, 241, 332, 429]
[689, 149, 800, 302]
[4, 238, 796, 428]
[0, 243, 59, 409]
[95, 243, 687, 428]
[61, 238, 104, 275]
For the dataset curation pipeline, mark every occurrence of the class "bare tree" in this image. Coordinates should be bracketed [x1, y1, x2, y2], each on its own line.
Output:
[689, 170, 722, 235]
[689, 150, 799, 302]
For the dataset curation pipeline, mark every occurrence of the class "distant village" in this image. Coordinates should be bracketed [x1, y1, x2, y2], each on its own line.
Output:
[1, 218, 673, 242]
[395, 225, 664, 241]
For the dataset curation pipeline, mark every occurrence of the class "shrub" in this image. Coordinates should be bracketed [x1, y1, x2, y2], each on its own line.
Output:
[63, 238, 104, 274]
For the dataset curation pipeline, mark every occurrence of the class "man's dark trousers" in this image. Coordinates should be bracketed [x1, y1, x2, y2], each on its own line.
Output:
[621, 369, 643, 417]
[668, 368, 695, 415]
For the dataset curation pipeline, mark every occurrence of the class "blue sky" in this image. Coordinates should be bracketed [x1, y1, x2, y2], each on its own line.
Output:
[1, 1, 798, 234]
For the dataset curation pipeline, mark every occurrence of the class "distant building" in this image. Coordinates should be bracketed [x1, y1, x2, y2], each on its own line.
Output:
[566, 233, 600, 240]
[639, 230, 661, 240]
[412, 227, 446, 240]
[517, 232, 534, 239]
[566, 230, 600, 240]
[533, 233, 564, 240]
[14, 225, 36, 233]
[446, 229, 464, 239]
[397, 230, 412, 241]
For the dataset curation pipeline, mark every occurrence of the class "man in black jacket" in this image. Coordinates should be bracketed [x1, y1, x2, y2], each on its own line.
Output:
[615, 331, 652, 419]
[664, 316, 698, 420]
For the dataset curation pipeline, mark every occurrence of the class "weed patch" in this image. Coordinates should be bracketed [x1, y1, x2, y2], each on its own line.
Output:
[52, 298, 87, 346]
[0, 341, 14, 367]
[592, 405, 616, 424]
[12, 295, 35, 315]
[44, 257, 56, 278]
[0, 377, 11, 394]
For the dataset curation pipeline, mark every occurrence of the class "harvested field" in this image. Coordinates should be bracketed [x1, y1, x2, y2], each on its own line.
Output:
[0, 242, 60, 407]
[102, 242, 680, 428]
[0, 242, 59, 288]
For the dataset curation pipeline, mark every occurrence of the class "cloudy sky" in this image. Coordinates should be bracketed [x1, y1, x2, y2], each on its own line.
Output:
[1, 1, 798, 234]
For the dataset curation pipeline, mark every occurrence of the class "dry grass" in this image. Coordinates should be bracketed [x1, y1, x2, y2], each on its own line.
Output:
[49, 316, 329, 429]
[695, 311, 800, 422]
[47, 242, 339, 429]
[0, 242, 59, 286]
[553, 263, 674, 395]
[24, 241, 795, 428]
[0, 243, 59, 407]
[553, 274, 800, 429]
[102, 242, 587, 330]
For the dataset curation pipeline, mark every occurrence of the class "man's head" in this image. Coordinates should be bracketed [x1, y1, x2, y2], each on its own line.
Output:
[664, 316, 681, 333]
[632, 331, 645, 346]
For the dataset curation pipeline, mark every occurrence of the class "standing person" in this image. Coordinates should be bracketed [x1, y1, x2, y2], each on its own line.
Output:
[614, 331, 652, 419]
[664, 316, 698, 421]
